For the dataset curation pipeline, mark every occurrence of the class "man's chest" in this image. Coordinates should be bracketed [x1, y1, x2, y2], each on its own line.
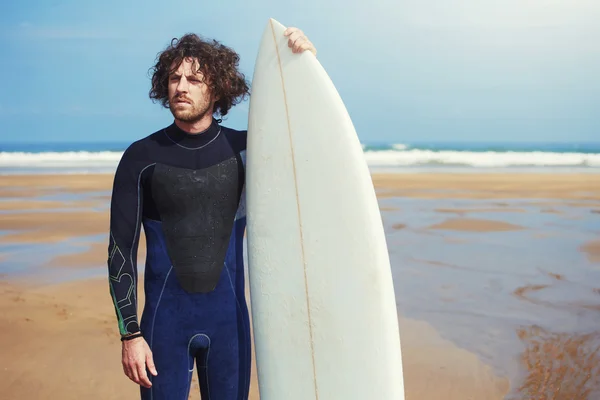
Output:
[148, 156, 242, 218]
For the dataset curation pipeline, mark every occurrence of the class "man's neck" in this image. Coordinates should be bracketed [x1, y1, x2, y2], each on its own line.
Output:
[174, 114, 214, 134]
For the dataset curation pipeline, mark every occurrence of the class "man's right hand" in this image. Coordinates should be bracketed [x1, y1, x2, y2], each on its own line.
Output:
[121, 336, 158, 388]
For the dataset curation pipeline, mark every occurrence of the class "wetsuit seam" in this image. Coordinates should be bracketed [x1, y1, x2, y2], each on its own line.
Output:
[149, 265, 173, 400]
[132, 163, 156, 326]
[163, 128, 222, 150]
[223, 261, 250, 395]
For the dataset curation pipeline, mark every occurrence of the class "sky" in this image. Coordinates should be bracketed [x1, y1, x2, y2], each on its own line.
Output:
[0, 0, 598, 144]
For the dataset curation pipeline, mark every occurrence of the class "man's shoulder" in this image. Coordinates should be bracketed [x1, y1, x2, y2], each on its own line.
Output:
[118, 127, 166, 166]
[220, 124, 247, 152]
[220, 124, 247, 136]
[122, 127, 167, 154]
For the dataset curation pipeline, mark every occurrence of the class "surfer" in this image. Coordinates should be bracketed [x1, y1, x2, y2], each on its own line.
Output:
[106, 27, 316, 399]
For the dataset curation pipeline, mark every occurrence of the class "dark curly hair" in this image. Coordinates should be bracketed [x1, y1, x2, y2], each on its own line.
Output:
[148, 33, 250, 118]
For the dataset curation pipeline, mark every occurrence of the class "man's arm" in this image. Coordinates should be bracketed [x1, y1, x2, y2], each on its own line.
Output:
[107, 144, 146, 337]
[108, 144, 157, 388]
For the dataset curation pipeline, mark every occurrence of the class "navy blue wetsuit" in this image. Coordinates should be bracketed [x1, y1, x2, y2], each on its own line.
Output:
[107, 119, 250, 399]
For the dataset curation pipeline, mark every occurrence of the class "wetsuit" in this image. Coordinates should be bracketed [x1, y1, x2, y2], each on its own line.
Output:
[107, 118, 250, 399]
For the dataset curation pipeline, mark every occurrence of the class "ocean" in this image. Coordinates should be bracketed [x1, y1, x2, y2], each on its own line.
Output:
[1, 141, 599, 174]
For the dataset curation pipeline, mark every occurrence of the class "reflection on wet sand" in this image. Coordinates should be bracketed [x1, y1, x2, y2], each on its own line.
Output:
[511, 326, 600, 400]
[513, 273, 600, 315]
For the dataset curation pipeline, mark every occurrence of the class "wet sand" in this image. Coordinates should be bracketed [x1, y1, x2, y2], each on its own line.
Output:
[0, 211, 109, 243]
[372, 173, 600, 201]
[429, 218, 525, 232]
[1, 172, 600, 399]
[0, 173, 114, 193]
[2, 172, 599, 200]
[377, 174, 600, 399]
[581, 240, 600, 264]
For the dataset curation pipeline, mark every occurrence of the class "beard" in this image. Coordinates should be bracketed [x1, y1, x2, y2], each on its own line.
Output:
[169, 97, 211, 123]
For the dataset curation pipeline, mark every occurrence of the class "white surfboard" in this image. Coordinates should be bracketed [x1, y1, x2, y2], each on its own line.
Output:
[246, 18, 405, 400]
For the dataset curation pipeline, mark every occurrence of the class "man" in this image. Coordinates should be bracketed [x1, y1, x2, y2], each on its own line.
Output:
[107, 27, 317, 399]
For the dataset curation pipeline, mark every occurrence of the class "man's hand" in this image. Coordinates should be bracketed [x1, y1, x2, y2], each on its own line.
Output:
[121, 336, 157, 388]
[284, 27, 317, 57]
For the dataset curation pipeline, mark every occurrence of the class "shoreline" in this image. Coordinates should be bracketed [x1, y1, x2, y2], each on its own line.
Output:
[2, 165, 600, 177]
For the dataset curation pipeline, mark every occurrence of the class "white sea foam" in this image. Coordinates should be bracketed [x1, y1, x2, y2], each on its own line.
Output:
[0, 151, 123, 168]
[0, 149, 599, 174]
[391, 144, 408, 151]
[362, 149, 600, 168]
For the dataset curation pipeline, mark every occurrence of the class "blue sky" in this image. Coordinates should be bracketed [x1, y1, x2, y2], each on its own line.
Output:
[0, 0, 598, 144]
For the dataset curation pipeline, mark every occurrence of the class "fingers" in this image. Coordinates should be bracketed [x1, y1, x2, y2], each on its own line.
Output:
[287, 31, 305, 53]
[283, 27, 316, 56]
[122, 340, 155, 388]
[286, 30, 300, 48]
[146, 351, 158, 377]
[136, 362, 153, 388]
[283, 27, 301, 37]
[123, 362, 140, 385]
[299, 41, 314, 53]
[123, 359, 152, 388]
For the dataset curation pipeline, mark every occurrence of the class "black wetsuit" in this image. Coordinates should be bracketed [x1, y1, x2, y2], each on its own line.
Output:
[107, 119, 250, 399]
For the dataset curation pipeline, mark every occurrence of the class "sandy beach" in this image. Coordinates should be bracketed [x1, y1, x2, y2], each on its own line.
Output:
[1, 172, 599, 399]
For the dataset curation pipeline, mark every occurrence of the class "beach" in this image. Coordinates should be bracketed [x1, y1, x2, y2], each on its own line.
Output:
[1, 172, 599, 399]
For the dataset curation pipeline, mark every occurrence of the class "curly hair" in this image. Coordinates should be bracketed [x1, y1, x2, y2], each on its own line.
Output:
[148, 33, 250, 118]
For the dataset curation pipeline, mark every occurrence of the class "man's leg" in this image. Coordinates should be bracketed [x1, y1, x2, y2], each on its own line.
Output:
[139, 328, 195, 400]
[195, 317, 251, 400]
[139, 289, 196, 400]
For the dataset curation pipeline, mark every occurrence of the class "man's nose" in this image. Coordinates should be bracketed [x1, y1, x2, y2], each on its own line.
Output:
[176, 77, 189, 92]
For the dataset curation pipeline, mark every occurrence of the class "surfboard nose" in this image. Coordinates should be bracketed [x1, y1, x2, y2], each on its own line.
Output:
[268, 18, 286, 32]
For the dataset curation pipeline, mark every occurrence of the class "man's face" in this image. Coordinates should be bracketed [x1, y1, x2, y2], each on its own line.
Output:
[168, 57, 215, 123]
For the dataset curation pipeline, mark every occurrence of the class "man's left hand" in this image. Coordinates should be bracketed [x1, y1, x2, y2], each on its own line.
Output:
[284, 27, 317, 57]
